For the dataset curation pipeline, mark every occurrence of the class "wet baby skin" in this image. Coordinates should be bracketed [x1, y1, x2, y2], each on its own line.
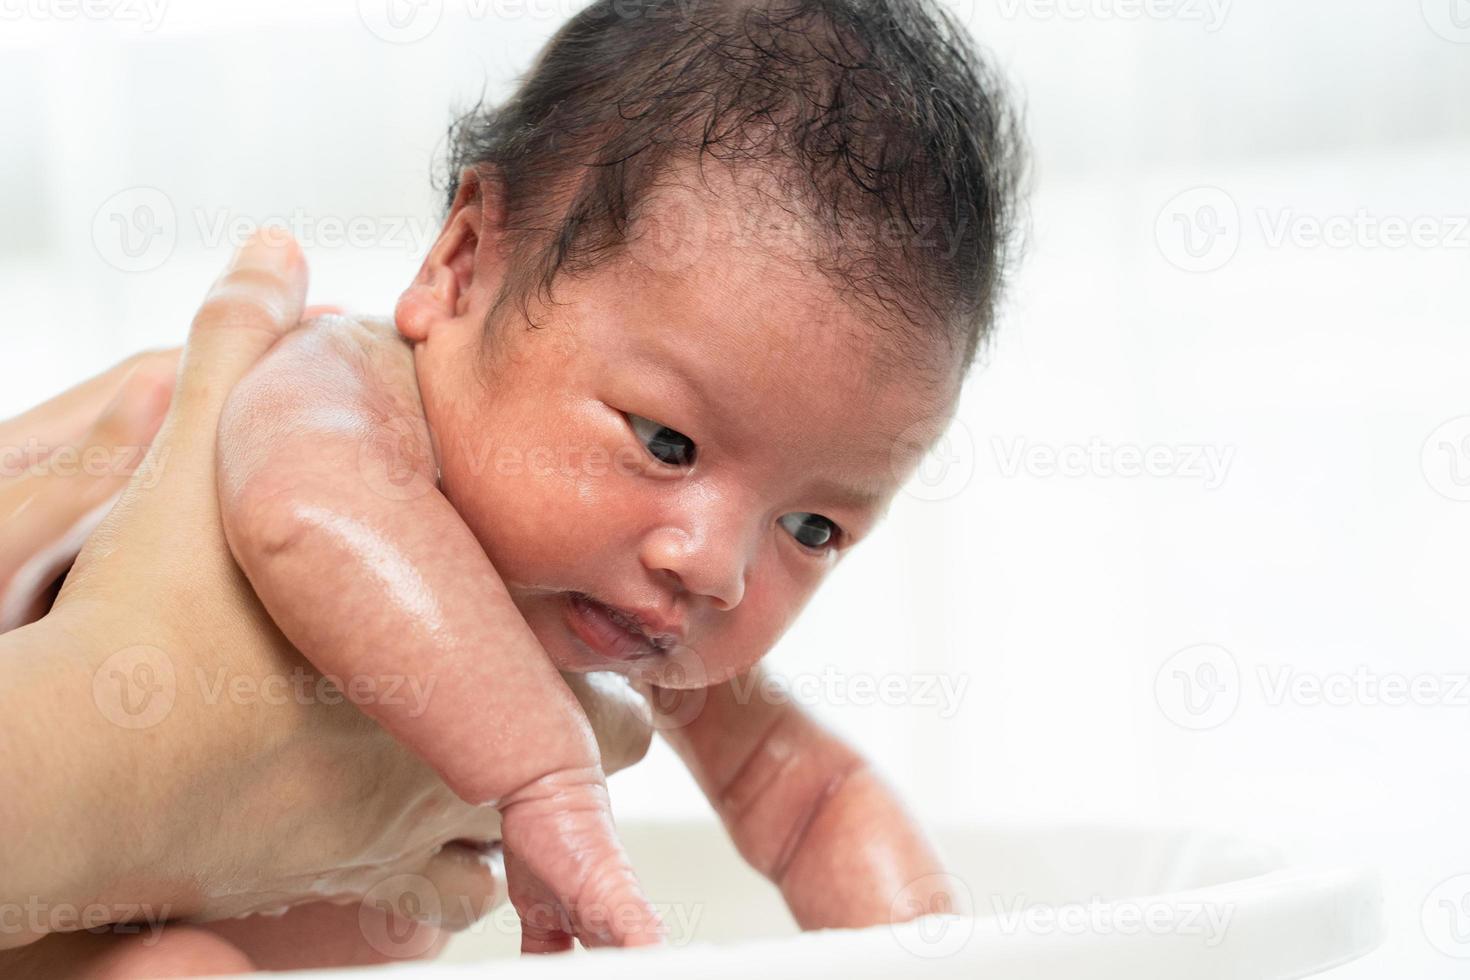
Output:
[214, 166, 965, 956]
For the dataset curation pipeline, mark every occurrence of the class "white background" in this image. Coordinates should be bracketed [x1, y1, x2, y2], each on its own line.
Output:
[2, 0, 1468, 975]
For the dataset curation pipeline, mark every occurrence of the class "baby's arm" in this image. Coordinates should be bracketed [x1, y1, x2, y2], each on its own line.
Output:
[216, 315, 661, 949]
[652, 663, 963, 928]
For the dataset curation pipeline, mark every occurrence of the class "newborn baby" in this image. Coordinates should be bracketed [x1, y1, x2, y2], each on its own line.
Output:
[213, 0, 1020, 962]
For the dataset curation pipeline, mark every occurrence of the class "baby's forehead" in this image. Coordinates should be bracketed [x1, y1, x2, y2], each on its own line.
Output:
[598, 240, 906, 390]
[614, 162, 960, 388]
[562, 241, 956, 474]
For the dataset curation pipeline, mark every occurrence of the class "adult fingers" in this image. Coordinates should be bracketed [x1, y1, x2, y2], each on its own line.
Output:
[168, 227, 307, 443]
[52, 229, 309, 600]
[0, 348, 178, 453]
[0, 355, 176, 630]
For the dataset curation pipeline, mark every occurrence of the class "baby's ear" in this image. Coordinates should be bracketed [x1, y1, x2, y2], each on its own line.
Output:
[395, 167, 504, 343]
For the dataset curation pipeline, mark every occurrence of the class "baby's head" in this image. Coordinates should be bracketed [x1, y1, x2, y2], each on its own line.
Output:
[394, 0, 1023, 688]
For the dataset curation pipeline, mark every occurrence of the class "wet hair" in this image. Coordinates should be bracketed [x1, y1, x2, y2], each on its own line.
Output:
[438, 0, 1027, 377]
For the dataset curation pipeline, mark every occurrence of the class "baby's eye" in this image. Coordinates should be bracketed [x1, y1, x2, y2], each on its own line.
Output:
[779, 512, 841, 552]
[626, 412, 697, 468]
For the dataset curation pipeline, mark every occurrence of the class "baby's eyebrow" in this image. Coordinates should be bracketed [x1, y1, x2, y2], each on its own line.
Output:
[635, 334, 893, 512]
[804, 475, 888, 513]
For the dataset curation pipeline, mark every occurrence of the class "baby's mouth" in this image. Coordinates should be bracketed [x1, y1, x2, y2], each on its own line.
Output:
[565, 592, 672, 662]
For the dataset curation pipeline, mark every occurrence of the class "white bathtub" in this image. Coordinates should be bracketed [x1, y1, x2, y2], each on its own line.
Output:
[283, 818, 1383, 979]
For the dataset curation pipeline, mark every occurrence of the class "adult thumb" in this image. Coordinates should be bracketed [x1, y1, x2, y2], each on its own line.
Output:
[170, 227, 307, 441]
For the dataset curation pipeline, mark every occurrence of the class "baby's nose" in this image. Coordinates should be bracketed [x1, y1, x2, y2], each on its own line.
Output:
[639, 521, 748, 611]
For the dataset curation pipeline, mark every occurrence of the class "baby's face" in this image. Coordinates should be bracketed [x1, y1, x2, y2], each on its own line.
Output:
[410, 180, 959, 690]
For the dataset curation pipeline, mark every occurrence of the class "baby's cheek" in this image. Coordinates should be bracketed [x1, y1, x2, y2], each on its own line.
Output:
[453, 466, 644, 601]
[464, 482, 592, 585]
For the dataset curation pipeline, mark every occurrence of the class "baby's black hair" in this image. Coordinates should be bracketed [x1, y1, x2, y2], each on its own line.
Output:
[440, 0, 1026, 376]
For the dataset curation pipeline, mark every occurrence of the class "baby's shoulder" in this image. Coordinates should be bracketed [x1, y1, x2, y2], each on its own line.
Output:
[296, 313, 409, 376]
[278, 314, 421, 419]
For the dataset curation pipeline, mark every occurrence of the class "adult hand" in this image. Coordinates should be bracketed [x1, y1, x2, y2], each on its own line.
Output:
[0, 230, 653, 959]
[0, 349, 178, 631]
